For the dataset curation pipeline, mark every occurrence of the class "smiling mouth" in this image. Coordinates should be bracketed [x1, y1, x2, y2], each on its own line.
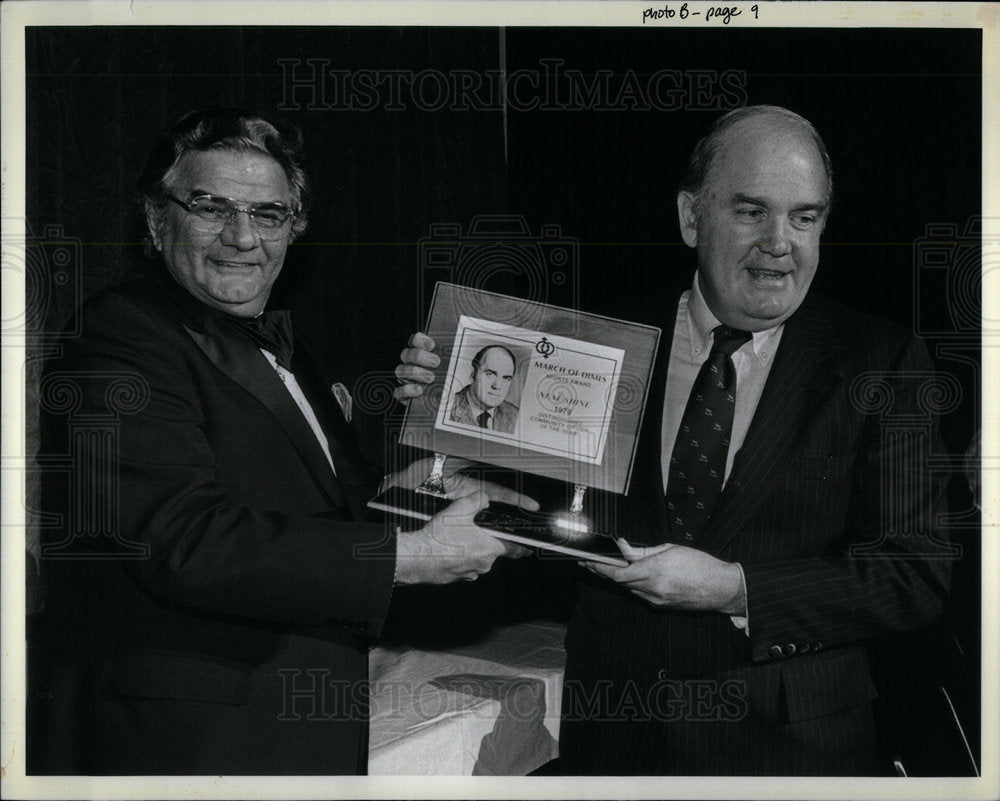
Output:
[211, 259, 258, 269]
[747, 267, 789, 281]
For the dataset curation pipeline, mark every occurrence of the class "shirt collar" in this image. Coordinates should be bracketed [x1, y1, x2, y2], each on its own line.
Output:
[686, 272, 784, 361]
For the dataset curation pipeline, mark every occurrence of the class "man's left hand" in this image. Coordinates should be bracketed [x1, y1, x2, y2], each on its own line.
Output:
[585, 540, 746, 615]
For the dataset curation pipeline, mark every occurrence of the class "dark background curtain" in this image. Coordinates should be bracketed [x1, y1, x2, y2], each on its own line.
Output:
[24, 25, 982, 775]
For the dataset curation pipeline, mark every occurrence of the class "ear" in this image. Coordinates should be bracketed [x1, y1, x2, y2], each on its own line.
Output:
[677, 191, 699, 249]
[144, 200, 164, 252]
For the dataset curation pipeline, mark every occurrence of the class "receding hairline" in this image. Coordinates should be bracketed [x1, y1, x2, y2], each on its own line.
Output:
[472, 345, 517, 373]
[716, 117, 829, 188]
[680, 105, 834, 205]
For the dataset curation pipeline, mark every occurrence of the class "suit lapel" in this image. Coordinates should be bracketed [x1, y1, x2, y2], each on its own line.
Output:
[184, 317, 346, 512]
[453, 387, 473, 425]
[142, 266, 352, 512]
[699, 296, 845, 554]
[292, 338, 374, 521]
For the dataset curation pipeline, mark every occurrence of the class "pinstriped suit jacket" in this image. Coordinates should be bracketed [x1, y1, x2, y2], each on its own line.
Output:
[561, 287, 951, 774]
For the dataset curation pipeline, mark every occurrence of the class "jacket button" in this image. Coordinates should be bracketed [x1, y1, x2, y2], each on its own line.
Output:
[799, 643, 811, 654]
[785, 643, 797, 655]
[813, 641, 823, 651]
[768, 645, 784, 659]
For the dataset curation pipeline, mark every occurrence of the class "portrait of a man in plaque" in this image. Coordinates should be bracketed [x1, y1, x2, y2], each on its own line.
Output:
[447, 344, 522, 434]
[435, 315, 625, 465]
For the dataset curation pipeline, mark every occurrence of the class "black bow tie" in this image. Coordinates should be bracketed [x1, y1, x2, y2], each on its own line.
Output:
[232, 310, 295, 371]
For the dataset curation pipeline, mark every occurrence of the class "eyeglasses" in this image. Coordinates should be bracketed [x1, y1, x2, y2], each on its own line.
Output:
[165, 193, 296, 240]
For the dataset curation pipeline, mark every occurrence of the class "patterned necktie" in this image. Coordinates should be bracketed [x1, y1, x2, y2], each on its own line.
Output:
[477, 410, 490, 428]
[232, 310, 295, 371]
[666, 325, 751, 542]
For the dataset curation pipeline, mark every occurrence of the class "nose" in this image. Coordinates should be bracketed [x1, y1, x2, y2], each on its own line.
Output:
[219, 209, 260, 250]
[757, 216, 792, 258]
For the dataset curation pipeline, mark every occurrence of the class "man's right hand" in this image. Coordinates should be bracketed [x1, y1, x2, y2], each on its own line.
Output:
[391, 333, 533, 580]
[394, 492, 511, 584]
[394, 331, 438, 401]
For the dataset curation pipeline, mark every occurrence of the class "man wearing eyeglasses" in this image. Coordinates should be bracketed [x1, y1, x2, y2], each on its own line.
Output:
[34, 108, 531, 775]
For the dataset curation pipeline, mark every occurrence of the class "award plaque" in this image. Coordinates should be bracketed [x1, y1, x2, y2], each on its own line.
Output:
[369, 282, 660, 565]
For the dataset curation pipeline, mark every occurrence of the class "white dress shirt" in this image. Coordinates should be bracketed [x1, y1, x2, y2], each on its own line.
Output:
[260, 348, 337, 476]
[660, 274, 785, 631]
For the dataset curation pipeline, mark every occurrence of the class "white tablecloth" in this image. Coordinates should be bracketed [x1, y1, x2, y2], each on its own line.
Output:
[368, 619, 566, 775]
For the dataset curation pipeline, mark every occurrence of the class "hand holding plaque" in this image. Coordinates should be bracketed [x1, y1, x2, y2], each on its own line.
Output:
[371, 283, 660, 566]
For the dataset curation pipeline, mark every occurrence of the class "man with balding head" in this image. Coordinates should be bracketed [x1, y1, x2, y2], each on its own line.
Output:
[448, 345, 520, 433]
[396, 105, 950, 775]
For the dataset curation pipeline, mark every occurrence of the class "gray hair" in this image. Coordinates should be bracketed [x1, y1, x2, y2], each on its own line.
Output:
[137, 107, 310, 243]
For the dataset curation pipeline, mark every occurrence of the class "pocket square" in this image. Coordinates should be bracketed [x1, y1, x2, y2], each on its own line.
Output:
[331, 382, 353, 423]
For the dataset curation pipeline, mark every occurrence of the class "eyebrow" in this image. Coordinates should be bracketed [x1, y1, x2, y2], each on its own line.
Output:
[188, 189, 289, 206]
[730, 192, 828, 214]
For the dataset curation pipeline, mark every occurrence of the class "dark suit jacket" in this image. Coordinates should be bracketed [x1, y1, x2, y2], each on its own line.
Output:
[561, 287, 951, 775]
[448, 384, 519, 433]
[35, 268, 397, 774]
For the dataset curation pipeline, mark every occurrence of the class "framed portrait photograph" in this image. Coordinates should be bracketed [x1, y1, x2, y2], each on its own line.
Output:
[436, 316, 626, 464]
[401, 283, 660, 494]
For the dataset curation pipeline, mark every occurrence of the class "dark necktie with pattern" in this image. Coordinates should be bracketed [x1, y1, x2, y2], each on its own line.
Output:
[666, 325, 751, 542]
[477, 410, 490, 428]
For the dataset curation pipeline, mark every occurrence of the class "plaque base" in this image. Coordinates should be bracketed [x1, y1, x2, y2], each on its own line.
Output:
[368, 485, 451, 522]
[367, 487, 627, 566]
